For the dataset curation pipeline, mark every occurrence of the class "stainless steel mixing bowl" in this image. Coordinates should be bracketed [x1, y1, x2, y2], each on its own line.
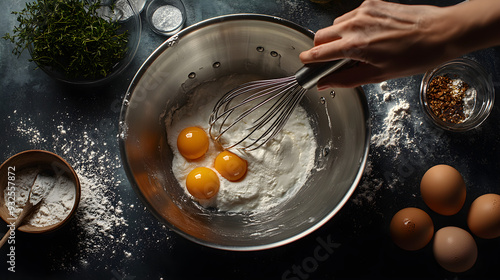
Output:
[119, 14, 370, 251]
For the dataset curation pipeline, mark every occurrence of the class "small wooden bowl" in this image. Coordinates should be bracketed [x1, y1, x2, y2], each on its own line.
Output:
[0, 150, 81, 233]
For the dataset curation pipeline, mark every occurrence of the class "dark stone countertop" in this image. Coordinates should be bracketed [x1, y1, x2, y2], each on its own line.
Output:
[1, 0, 498, 279]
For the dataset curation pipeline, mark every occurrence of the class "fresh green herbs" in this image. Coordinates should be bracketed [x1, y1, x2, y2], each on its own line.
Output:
[3, 0, 129, 79]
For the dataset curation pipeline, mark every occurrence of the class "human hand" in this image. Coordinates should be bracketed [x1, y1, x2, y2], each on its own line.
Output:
[300, 0, 480, 88]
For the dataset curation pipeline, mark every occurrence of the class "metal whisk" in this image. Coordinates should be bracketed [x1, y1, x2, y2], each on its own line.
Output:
[209, 58, 353, 151]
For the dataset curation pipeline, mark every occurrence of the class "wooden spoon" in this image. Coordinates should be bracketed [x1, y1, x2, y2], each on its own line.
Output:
[0, 173, 45, 249]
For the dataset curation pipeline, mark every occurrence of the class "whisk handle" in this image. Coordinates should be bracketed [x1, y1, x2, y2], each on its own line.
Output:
[295, 59, 353, 89]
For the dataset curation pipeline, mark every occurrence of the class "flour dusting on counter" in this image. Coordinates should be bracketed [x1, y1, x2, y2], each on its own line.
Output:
[165, 75, 317, 213]
[52, 123, 128, 268]
[371, 99, 411, 155]
[353, 81, 417, 205]
[10, 116, 128, 269]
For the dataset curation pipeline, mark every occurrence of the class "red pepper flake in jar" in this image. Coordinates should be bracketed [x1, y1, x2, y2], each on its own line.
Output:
[426, 75, 471, 124]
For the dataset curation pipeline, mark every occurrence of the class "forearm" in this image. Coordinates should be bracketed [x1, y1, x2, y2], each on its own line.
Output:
[299, 0, 500, 87]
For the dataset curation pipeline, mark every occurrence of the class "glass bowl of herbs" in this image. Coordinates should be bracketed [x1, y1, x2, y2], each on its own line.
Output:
[420, 58, 495, 132]
[4, 0, 141, 86]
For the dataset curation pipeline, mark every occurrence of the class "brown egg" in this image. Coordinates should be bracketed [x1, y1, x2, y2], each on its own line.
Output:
[433, 226, 477, 273]
[468, 193, 500, 239]
[420, 164, 466, 216]
[390, 207, 434, 251]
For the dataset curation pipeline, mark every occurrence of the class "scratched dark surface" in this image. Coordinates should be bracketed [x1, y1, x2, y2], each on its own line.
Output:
[1, 0, 499, 279]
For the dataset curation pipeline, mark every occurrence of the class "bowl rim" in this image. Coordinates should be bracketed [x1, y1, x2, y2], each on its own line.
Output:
[119, 13, 371, 251]
[0, 150, 81, 234]
[419, 57, 495, 132]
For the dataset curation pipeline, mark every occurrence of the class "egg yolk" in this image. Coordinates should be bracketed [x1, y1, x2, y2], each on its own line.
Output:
[186, 167, 220, 200]
[177, 126, 209, 160]
[214, 150, 248, 181]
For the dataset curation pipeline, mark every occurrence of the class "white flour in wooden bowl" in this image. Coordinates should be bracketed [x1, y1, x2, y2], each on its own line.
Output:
[5, 167, 76, 227]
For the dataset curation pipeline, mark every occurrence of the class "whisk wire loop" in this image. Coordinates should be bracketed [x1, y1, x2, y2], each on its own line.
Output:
[246, 86, 307, 150]
[234, 82, 302, 150]
[209, 76, 302, 150]
[210, 79, 292, 140]
[209, 59, 353, 151]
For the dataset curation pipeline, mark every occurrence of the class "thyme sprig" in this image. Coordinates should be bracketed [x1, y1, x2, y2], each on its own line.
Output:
[3, 0, 129, 79]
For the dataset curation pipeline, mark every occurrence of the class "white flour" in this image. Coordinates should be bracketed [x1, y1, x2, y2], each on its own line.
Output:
[371, 99, 412, 155]
[151, 5, 183, 32]
[165, 75, 317, 213]
[352, 81, 417, 205]
[74, 168, 127, 237]
[452, 78, 477, 119]
[15, 116, 46, 145]
[353, 160, 383, 205]
[51, 124, 128, 267]
[5, 168, 76, 227]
